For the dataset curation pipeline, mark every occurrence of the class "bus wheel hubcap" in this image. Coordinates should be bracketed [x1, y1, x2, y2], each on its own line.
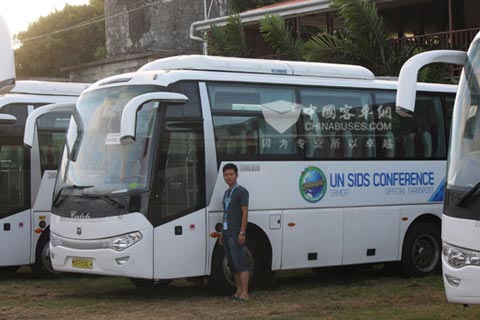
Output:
[412, 235, 439, 272]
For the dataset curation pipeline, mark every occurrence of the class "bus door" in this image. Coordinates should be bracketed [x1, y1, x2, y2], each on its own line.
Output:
[25, 104, 73, 262]
[0, 104, 31, 266]
[152, 118, 207, 279]
[117, 90, 206, 279]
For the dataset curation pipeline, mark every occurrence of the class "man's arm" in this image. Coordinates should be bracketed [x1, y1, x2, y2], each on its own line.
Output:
[238, 205, 248, 245]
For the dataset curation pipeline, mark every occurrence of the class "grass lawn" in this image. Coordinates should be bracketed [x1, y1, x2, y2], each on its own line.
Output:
[0, 266, 479, 320]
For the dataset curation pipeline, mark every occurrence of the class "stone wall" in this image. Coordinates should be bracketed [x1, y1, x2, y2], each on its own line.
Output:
[66, 0, 233, 83]
[105, 0, 232, 58]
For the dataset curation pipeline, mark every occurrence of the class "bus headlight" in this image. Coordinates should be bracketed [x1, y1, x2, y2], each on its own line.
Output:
[443, 242, 480, 268]
[102, 232, 142, 252]
[50, 232, 62, 248]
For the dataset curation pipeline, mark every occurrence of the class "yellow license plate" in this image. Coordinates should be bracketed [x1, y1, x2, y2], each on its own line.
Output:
[72, 257, 93, 269]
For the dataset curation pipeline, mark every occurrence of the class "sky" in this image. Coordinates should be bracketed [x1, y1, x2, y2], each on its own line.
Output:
[0, 0, 89, 40]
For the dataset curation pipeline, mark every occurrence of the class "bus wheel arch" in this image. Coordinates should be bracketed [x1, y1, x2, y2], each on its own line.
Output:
[31, 227, 60, 276]
[208, 222, 275, 295]
[247, 223, 276, 290]
[400, 214, 441, 277]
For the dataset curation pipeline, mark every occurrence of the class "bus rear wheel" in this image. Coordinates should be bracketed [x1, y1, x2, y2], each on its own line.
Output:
[208, 235, 259, 295]
[401, 222, 441, 277]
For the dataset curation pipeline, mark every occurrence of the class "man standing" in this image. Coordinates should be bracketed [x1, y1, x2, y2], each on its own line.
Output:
[220, 163, 250, 301]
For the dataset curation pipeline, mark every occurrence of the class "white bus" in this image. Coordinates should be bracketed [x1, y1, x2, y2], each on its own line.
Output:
[0, 82, 87, 276]
[0, 16, 88, 275]
[48, 55, 456, 292]
[396, 35, 480, 304]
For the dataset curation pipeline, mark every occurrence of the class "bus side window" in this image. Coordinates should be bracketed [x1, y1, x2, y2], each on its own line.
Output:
[207, 83, 302, 161]
[444, 95, 455, 145]
[166, 82, 202, 118]
[0, 104, 31, 218]
[300, 88, 375, 160]
[374, 92, 446, 160]
[413, 95, 446, 159]
[36, 112, 71, 174]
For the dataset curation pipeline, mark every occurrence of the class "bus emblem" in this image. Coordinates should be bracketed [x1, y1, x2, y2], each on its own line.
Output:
[70, 210, 91, 219]
[299, 166, 327, 203]
[77, 227, 82, 236]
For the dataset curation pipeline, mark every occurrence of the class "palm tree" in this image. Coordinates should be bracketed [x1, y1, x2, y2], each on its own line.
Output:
[259, 14, 304, 61]
[308, 0, 395, 74]
[208, 0, 448, 81]
[208, 15, 250, 57]
[261, 0, 406, 76]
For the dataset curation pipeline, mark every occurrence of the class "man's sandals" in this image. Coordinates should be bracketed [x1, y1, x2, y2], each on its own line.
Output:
[231, 294, 249, 302]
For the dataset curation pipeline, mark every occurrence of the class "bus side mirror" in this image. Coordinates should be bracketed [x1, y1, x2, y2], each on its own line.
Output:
[396, 50, 466, 117]
[120, 92, 188, 145]
[0, 113, 17, 125]
[24, 102, 76, 149]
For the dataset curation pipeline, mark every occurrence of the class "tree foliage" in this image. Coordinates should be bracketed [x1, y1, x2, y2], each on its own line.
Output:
[211, 0, 404, 75]
[259, 0, 404, 75]
[303, 0, 447, 80]
[208, 15, 250, 57]
[260, 15, 304, 61]
[211, 0, 450, 81]
[304, 0, 399, 75]
[14, 0, 105, 78]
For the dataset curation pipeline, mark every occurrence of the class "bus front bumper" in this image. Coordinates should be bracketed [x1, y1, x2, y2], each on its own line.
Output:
[443, 258, 480, 304]
[50, 230, 153, 279]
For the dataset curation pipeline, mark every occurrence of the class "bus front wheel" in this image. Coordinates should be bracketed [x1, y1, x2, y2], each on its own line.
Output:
[401, 222, 441, 277]
[208, 235, 259, 295]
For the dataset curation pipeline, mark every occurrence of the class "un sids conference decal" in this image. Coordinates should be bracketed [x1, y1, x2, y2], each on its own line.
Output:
[299, 166, 327, 203]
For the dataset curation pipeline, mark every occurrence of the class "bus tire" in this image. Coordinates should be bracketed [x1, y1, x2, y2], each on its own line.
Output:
[258, 269, 277, 290]
[208, 234, 259, 296]
[401, 222, 441, 277]
[130, 278, 172, 290]
[31, 233, 61, 277]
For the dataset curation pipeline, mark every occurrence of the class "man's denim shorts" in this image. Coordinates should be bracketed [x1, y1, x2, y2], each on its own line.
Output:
[223, 232, 249, 273]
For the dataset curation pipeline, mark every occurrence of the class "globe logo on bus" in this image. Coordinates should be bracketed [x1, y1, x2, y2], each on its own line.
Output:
[299, 166, 327, 203]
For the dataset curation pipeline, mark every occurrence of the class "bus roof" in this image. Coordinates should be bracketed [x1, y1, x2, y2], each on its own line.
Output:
[9, 81, 89, 97]
[88, 55, 456, 95]
[138, 55, 375, 80]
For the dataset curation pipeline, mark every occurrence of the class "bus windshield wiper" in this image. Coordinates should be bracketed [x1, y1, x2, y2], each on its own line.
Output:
[456, 181, 480, 207]
[81, 193, 126, 209]
[53, 184, 94, 206]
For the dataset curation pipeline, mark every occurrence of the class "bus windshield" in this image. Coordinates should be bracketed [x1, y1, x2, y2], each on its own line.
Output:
[55, 85, 162, 197]
[448, 40, 480, 189]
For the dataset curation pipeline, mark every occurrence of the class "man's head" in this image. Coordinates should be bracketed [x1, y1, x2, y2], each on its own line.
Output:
[223, 163, 238, 187]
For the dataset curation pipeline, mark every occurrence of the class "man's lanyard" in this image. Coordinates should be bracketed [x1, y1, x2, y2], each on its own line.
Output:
[224, 184, 238, 212]
[223, 184, 238, 231]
